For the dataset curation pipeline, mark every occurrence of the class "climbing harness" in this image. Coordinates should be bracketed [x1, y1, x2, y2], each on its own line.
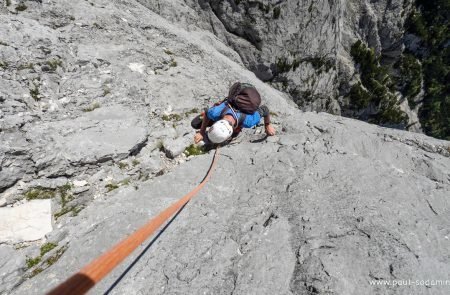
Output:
[47, 147, 220, 295]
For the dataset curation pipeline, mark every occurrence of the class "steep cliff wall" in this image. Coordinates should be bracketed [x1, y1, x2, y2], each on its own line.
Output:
[140, 0, 426, 131]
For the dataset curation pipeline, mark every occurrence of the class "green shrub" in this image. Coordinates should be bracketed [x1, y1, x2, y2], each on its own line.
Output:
[26, 257, 41, 269]
[31, 267, 43, 277]
[404, 1, 450, 139]
[138, 171, 150, 181]
[93, 23, 103, 29]
[18, 63, 34, 70]
[276, 57, 292, 73]
[30, 84, 40, 101]
[103, 87, 111, 96]
[184, 144, 205, 156]
[292, 58, 301, 71]
[118, 162, 129, 170]
[349, 83, 371, 109]
[273, 6, 281, 19]
[349, 40, 408, 126]
[162, 113, 182, 121]
[405, 1, 449, 47]
[157, 140, 165, 152]
[82, 102, 100, 112]
[25, 184, 73, 219]
[406, 11, 427, 39]
[396, 54, 422, 107]
[46, 256, 58, 266]
[184, 108, 199, 116]
[350, 41, 391, 88]
[15, 3, 27, 11]
[105, 183, 119, 192]
[289, 88, 313, 107]
[374, 94, 409, 125]
[54, 207, 72, 219]
[72, 206, 84, 216]
[304, 57, 334, 73]
[0, 61, 8, 69]
[46, 246, 66, 266]
[26, 243, 66, 277]
[58, 183, 73, 208]
[277, 56, 333, 74]
[46, 59, 62, 71]
[40, 243, 57, 256]
[258, 3, 271, 14]
[25, 187, 56, 200]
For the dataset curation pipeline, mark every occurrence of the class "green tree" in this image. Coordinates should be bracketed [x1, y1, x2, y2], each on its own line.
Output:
[349, 41, 408, 126]
[405, 0, 450, 139]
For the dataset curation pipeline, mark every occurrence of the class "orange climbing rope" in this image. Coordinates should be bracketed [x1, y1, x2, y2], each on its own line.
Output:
[47, 147, 220, 295]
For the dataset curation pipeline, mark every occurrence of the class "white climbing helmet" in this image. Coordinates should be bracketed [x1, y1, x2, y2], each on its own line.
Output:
[207, 119, 233, 143]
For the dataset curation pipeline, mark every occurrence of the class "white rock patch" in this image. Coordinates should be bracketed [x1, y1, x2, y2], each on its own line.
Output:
[0, 200, 52, 243]
[128, 63, 146, 74]
[73, 180, 88, 187]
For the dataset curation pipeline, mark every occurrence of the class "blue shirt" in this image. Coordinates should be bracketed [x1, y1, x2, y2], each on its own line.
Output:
[207, 102, 261, 128]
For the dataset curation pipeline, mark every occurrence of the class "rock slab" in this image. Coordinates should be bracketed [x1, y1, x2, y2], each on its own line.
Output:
[0, 200, 52, 243]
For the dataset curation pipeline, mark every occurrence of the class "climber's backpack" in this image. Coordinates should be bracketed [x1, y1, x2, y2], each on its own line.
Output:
[226, 82, 261, 114]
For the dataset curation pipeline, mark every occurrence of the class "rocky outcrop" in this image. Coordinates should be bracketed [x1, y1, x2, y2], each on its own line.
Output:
[0, 1, 449, 295]
[142, 0, 422, 129]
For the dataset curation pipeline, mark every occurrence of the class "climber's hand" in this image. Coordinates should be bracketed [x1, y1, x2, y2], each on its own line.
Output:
[265, 124, 276, 136]
[194, 132, 204, 144]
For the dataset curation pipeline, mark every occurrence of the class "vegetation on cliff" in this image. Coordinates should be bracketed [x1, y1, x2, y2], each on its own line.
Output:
[394, 54, 422, 108]
[405, 0, 450, 140]
[349, 41, 408, 126]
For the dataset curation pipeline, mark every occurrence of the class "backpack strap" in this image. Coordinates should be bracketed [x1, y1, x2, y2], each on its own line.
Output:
[237, 113, 246, 127]
[219, 104, 228, 117]
[214, 97, 228, 106]
[220, 104, 246, 128]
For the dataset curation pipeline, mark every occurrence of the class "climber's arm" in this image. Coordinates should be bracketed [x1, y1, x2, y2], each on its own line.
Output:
[258, 105, 276, 136]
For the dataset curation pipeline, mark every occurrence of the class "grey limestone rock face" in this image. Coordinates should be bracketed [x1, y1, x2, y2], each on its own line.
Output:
[144, 0, 419, 128]
[163, 136, 191, 159]
[11, 112, 450, 295]
[0, 245, 26, 293]
[0, 1, 449, 295]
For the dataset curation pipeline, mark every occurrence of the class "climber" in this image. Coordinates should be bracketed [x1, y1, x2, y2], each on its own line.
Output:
[192, 82, 276, 144]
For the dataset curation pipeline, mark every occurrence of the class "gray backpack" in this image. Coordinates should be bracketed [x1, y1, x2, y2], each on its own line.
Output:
[227, 82, 261, 114]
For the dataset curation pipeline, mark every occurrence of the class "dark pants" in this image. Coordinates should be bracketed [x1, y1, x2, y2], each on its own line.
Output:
[191, 114, 202, 129]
